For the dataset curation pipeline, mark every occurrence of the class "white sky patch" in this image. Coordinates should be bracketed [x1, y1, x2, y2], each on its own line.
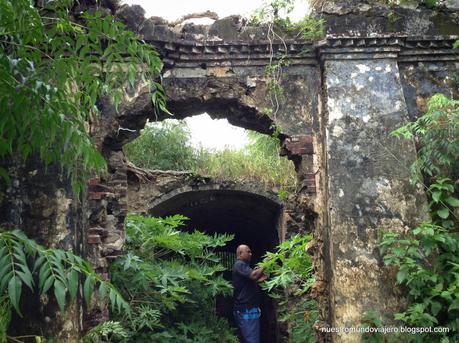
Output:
[184, 113, 250, 151]
[122, 0, 310, 22]
[122, 0, 309, 150]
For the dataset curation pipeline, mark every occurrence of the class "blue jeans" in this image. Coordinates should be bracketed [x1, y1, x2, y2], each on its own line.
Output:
[233, 308, 261, 343]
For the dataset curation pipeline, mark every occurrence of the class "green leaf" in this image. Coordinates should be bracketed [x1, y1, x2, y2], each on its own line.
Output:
[98, 282, 107, 301]
[0, 167, 11, 185]
[0, 271, 12, 294]
[445, 196, 459, 207]
[436, 208, 450, 219]
[8, 276, 22, 316]
[432, 191, 442, 202]
[448, 299, 459, 312]
[0, 262, 11, 284]
[16, 270, 33, 291]
[33, 255, 46, 272]
[83, 275, 95, 306]
[430, 301, 442, 316]
[54, 279, 67, 313]
[396, 270, 408, 284]
[42, 275, 55, 294]
[68, 269, 79, 301]
[109, 288, 116, 311]
[38, 262, 52, 292]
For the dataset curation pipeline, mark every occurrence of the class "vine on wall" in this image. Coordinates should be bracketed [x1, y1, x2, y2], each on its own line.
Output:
[374, 94, 459, 342]
[250, 0, 324, 119]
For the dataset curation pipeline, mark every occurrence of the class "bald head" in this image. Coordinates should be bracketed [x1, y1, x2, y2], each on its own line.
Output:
[236, 244, 252, 262]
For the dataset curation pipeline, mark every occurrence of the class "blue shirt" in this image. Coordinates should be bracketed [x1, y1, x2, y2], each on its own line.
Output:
[232, 259, 260, 310]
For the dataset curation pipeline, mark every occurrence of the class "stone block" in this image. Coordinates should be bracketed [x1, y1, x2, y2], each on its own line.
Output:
[89, 192, 103, 200]
[281, 135, 314, 156]
[87, 227, 108, 236]
[88, 177, 100, 186]
[87, 234, 102, 244]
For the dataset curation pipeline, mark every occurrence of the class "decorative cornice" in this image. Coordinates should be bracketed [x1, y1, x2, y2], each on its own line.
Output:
[319, 35, 458, 61]
[153, 40, 316, 67]
[151, 35, 459, 68]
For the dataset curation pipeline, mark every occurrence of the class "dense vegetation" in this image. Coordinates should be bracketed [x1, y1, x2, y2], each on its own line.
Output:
[86, 214, 238, 342]
[0, 229, 128, 342]
[377, 95, 459, 342]
[124, 120, 297, 193]
[0, 0, 166, 194]
[0, 0, 165, 340]
[258, 234, 317, 342]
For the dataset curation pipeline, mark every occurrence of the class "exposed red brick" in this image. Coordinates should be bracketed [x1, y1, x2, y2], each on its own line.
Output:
[89, 191, 115, 200]
[280, 134, 314, 156]
[89, 192, 102, 200]
[88, 177, 100, 186]
[87, 234, 102, 244]
[88, 227, 106, 235]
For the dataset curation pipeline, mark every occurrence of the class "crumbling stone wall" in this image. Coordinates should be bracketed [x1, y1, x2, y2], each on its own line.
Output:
[1, 1, 457, 341]
[112, 4, 458, 343]
[0, 158, 83, 341]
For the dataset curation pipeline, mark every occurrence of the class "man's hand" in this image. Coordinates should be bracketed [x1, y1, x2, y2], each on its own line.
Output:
[257, 274, 268, 283]
[250, 267, 265, 281]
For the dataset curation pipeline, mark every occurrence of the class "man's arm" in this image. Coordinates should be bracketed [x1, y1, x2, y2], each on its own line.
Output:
[235, 261, 266, 282]
[250, 267, 266, 282]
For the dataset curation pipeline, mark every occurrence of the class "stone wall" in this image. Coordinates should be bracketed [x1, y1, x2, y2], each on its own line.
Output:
[1, 1, 457, 341]
[0, 158, 82, 341]
[92, 4, 458, 342]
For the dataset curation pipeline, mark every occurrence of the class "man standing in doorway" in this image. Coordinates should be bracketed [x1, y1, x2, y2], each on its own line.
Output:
[232, 244, 267, 343]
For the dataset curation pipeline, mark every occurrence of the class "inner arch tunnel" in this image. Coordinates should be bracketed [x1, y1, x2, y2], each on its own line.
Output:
[149, 186, 283, 342]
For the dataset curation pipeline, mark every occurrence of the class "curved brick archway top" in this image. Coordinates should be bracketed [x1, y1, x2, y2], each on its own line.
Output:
[149, 182, 282, 211]
[98, 9, 321, 153]
[126, 169, 284, 258]
[149, 185, 283, 258]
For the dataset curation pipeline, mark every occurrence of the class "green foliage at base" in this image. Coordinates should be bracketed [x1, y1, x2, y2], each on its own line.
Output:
[258, 234, 317, 342]
[377, 94, 459, 343]
[102, 214, 237, 342]
[0, 229, 128, 341]
[84, 321, 129, 343]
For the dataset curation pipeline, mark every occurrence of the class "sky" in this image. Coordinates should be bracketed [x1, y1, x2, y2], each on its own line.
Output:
[122, 0, 309, 22]
[122, 0, 309, 150]
[184, 114, 250, 151]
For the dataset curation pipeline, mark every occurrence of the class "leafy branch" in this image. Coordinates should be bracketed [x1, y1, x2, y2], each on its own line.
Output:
[258, 234, 317, 342]
[0, 0, 167, 194]
[0, 229, 129, 322]
[391, 94, 459, 183]
[378, 93, 459, 341]
[108, 214, 237, 342]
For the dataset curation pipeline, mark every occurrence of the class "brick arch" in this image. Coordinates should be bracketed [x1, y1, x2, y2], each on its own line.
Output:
[144, 182, 284, 343]
[148, 184, 282, 251]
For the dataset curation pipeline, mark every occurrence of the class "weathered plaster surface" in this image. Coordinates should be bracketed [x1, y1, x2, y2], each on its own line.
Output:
[1, 1, 456, 340]
[0, 158, 82, 341]
[324, 59, 428, 342]
[399, 61, 459, 121]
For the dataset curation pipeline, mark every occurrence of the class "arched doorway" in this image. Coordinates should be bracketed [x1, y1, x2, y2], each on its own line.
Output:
[149, 186, 283, 343]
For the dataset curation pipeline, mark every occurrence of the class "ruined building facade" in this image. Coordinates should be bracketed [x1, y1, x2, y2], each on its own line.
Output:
[1, 1, 458, 342]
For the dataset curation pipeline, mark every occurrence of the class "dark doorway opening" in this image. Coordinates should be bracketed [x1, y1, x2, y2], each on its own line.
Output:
[150, 188, 282, 343]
